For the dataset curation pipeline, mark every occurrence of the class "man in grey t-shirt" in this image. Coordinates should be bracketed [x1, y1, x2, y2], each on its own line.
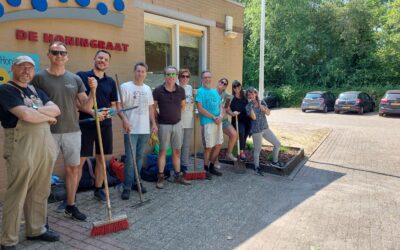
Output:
[31, 41, 97, 222]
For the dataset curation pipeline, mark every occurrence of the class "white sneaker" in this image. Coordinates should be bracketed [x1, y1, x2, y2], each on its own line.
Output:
[226, 153, 238, 161]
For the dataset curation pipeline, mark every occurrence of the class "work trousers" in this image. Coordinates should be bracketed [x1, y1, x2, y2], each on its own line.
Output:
[1, 120, 56, 246]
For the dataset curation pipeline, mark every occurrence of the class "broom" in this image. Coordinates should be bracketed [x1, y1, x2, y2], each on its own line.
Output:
[90, 86, 129, 236]
[184, 88, 206, 180]
[183, 111, 206, 180]
[115, 75, 150, 208]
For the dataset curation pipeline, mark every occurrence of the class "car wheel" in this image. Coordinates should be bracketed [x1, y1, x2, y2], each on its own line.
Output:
[334, 110, 339, 114]
[323, 106, 328, 113]
[302, 109, 306, 113]
[358, 107, 364, 115]
[379, 112, 383, 117]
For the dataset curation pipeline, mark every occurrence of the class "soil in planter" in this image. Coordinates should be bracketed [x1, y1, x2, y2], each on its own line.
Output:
[219, 146, 298, 166]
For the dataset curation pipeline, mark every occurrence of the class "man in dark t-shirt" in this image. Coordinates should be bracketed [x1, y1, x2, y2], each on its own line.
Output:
[77, 50, 118, 202]
[0, 56, 61, 248]
[153, 66, 191, 189]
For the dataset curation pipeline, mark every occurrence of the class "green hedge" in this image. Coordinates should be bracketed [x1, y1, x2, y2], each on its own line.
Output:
[268, 84, 400, 108]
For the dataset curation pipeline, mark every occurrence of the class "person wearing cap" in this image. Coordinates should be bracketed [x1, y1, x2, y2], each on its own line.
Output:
[31, 41, 97, 222]
[0, 56, 61, 249]
[77, 50, 118, 202]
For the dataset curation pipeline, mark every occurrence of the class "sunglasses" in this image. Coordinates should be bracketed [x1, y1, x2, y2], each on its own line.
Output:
[166, 72, 177, 77]
[50, 50, 68, 56]
[233, 85, 241, 88]
[180, 75, 190, 79]
[220, 81, 228, 86]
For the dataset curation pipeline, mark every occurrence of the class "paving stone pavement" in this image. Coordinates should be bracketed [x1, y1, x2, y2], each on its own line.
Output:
[1, 109, 400, 249]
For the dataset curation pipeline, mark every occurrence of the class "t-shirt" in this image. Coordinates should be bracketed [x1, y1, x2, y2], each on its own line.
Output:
[196, 87, 221, 126]
[0, 82, 50, 128]
[31, 70, 86, 133]
[120, 81, 154, 134]
[181, 84, 194, 129]
[219, 90, 232, 121]
[77, 70, 118, 128]
[245, 100, 269, 134]
[230, 96, 250, 124]
[153, 84, 185, 125]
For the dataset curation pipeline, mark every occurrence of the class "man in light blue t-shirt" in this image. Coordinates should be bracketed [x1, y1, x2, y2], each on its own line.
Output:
[196, 70, 224, 179]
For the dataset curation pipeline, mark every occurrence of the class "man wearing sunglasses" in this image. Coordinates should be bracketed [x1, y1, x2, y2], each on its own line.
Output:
[31, 41, 97, 222]
[153, 66, 191, 189]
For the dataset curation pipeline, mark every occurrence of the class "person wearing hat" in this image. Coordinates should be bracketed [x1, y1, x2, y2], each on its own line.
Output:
[0, 56, 61, 249]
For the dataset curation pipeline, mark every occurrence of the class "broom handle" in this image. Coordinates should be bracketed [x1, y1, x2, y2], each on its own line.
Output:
[236, 115, 240, 158]
[93, 92, 113, 220]
[115, 75, 144, 202]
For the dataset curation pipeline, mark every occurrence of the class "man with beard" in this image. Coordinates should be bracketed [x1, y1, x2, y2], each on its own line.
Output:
[77, 50, 118, 202]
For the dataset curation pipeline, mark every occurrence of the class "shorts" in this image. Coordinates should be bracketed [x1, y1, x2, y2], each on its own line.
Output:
[52, 131, 81, 166]
[222, 119, 231, 129]
[158, 121, 183, 150]
[201, 122, 223, 148]
[80, 125, 113, 156]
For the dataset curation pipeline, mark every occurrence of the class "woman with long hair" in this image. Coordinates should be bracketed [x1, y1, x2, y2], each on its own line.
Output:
[245, 87, 282, 175]
[229, 80, 250, 160]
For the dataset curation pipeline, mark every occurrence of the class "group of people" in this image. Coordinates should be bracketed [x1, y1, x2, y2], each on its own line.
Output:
[0, 42, 281, 249]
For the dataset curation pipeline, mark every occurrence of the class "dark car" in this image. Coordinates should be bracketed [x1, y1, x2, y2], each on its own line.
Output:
[263, 91, 280, 108]
[334, 91, 375, 114]
[301, 91, 336, 113]
[379, 90, 400, 117]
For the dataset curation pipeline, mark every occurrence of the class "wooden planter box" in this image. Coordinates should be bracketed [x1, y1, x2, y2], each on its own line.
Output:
[217, 146, 304, 176]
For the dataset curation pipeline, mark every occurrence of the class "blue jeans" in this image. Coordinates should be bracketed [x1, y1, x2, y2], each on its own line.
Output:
[123, 134, 149, 190]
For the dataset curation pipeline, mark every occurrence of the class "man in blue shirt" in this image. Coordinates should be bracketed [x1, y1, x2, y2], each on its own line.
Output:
[77, 50, 118, 201]
[196, 70, 224, 178]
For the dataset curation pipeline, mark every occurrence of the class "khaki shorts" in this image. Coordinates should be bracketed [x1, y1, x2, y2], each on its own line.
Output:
[201, 122, 223, 148]
[158, 121, 183, 150]
[52, 131, 81, 166]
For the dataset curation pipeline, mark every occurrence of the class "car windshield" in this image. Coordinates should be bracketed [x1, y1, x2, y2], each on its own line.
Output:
[385, 93, 400, 100]
[338, 93, 357, 100]
[305, 93, 321, 99]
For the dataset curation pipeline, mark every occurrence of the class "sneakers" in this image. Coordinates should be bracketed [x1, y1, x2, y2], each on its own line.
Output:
[270, 161, 284, 169]
[64, 206, 87, 221]
[239, 152, 247, 161]
[255, 166, 264, 176]
[94, 189, 106, 202]
[226, 153, 238, 161]
[174, 172, 191, 185]
[27, 229, 60, 242]
[56, 200, 67, 213]
[156, 173, 164, 189]
[209, 165, 222, 176]
[132, 182, 147, 193]
[121, 189, 130, 200]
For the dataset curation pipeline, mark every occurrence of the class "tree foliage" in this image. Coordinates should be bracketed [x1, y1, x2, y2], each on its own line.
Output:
[240, 0, 400, 89]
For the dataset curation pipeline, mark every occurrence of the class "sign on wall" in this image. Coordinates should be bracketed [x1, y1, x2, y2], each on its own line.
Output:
[0, 52, 40, 84]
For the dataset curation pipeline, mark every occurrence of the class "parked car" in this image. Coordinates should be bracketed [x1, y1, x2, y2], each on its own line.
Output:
[301, 91, 336, 113]
[334, 91, 375, 114]
[379, 90, 400, 116]
[263, 91, 280, 108]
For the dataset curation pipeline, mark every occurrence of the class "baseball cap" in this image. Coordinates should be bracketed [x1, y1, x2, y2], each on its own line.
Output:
[12, 56, 35, 66]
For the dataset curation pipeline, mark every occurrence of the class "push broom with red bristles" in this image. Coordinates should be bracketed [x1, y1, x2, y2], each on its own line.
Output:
[90, 90, 129, 236]
[184, 102, 206, 180]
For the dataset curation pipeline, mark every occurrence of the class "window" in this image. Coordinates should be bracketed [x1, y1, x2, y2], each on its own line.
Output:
[144, 13, 207, 88]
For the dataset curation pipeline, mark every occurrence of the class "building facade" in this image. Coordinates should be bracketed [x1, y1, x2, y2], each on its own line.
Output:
[0, 0, 244, 199]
